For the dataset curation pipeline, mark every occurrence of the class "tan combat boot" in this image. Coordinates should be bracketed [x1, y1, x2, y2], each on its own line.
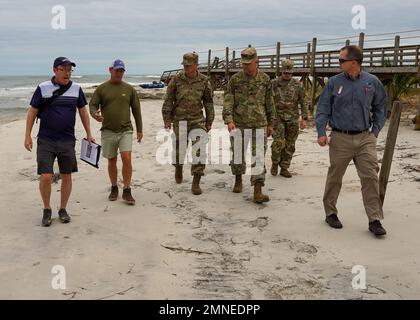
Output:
[253, 182, 270, 203]
[175, 165, 183, 184]
[191, 174, 202, 195]
[280, 168, 292, 178]
[233, 175, 243, 193]
[270, 163, 279, 176]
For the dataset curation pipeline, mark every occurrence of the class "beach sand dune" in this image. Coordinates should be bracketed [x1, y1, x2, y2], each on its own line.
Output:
[0, 99, 419, 299]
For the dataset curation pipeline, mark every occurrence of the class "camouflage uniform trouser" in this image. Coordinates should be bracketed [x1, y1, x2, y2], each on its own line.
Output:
[271, 118, 299, 169]
[173, 121, 207, 176]
[230, 128, 267, 186]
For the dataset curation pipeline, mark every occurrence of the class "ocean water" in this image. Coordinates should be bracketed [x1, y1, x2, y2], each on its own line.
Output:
[0, 74, 161, 124]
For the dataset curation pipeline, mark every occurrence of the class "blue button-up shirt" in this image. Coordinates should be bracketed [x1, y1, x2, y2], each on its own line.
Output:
[315, 71, 387, 137]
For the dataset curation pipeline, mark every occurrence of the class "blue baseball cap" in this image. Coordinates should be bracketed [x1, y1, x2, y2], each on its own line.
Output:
[53, 56, 76, 68]
[111, 59, 125, 70]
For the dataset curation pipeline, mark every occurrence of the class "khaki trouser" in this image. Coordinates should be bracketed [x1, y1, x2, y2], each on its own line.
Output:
[323, 130, 383, 222]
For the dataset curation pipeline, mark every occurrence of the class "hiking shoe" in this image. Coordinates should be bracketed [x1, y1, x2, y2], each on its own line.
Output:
[369, 220, 387, 236]
[280, 168, 292, 178]
[108, 185, 119, 201]
[42, 208, 52, 227]
[58, 208, 71, 223]
[325, 213, 343, 229]
[122, 187, 136, 205]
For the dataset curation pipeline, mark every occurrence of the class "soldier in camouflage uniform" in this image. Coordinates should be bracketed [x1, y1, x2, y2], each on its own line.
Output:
[223, 47, 276, 203]
[270, 59, 308, 178]
[162, 52, 214, 195]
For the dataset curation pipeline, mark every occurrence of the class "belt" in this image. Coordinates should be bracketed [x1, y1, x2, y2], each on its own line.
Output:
[332, 128, 369, 135]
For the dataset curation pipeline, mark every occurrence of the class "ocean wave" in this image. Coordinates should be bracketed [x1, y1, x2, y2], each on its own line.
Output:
[0, 87, 36, 97]
[128, 75, 160, 78]
[0, 105, 29, 111]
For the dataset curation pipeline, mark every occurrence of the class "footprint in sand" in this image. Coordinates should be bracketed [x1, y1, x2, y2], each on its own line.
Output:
[272, 238, 318, 265]
[18, 168, 38, 181]
[213, 181, 227, 189]
[248, 217, 269, 231]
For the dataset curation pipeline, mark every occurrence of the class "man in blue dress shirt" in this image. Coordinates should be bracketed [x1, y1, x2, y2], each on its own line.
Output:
[316, 45, 387, 237]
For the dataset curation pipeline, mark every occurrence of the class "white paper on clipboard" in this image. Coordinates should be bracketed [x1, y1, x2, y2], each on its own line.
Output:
[80, 138, 101, 168]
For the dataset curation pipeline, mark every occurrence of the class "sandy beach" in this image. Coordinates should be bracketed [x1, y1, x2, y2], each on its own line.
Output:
[0, 96, 419, 300]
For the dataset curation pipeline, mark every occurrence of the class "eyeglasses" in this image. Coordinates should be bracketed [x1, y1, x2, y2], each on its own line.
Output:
[339, 58, 353, 64]
[57, 67, 73, 73]
[282, 72, 292, 75]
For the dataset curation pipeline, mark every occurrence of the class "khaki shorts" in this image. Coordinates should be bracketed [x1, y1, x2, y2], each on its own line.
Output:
[101, 130, 133, 159]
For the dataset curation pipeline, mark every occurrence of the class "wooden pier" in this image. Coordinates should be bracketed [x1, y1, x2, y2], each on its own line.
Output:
[160, 32, 420, 112]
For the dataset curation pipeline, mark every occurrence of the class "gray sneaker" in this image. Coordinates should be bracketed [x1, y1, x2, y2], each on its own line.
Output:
[42, 208, 52, 227]
[58, 208, 71, 223]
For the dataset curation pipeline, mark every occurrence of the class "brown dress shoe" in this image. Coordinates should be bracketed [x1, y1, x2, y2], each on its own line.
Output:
[122, 187, 135, 205]
[233, 175, 243, 193]
[280, 168, 292, 178]
[175, 165, 183, 184]
[108, 185, 118, 201]
[253, 182, 269, 203]
[325, 214, 343, 229]
[191, 174, 202, 195]
[369, 220, 387, 236]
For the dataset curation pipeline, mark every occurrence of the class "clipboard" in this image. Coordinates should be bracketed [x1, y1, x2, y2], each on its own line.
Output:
[80, 138, 101, 168]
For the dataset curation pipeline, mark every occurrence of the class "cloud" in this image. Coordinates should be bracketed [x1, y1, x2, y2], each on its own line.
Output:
[0, 0, 419, 74]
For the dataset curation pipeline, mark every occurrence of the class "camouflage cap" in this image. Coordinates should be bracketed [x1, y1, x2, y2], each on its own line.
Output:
[282, 59, 294, 72]
[241, 47, 258, 64]
[181, 52, 199, 66]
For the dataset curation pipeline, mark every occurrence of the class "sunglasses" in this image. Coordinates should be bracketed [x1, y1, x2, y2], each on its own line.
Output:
[339, 58, 354, 64]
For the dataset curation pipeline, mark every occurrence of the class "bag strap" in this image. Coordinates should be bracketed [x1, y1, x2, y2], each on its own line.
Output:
[37, 80, 73, 121]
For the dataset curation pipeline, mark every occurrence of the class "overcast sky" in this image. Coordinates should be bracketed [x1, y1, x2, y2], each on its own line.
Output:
[0, 0, 419, 75]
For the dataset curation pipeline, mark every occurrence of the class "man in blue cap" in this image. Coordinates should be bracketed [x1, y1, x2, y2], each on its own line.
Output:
[24, 56, 95, 227]
[89, 59, 143, 205]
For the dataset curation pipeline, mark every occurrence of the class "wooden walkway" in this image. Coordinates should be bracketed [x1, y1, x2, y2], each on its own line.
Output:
[160, 32, 420, 111]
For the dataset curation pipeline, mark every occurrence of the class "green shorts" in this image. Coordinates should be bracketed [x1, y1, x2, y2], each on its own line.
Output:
[101, 130, 133, 159]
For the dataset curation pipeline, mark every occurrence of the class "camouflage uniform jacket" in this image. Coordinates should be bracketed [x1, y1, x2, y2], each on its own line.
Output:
[162, 71, 214, 126]
[223, 70, 275, 128]
[271, 77, 308, 121]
